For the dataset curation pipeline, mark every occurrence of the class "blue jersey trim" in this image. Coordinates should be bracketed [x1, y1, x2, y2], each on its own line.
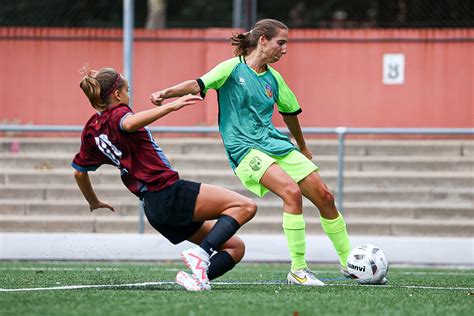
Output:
[119, 112, 133, 131]
[144, 128, 175, 171]
[71, 162, 98, 172]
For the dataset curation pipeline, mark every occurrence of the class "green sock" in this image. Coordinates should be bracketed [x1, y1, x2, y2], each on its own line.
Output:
[320, 212, 351, 267]
[282, 212, 308, 271]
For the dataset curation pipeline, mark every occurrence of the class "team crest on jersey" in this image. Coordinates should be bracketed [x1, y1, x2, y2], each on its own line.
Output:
[265, 84, 273, 98]
[238, 77, 246, 85]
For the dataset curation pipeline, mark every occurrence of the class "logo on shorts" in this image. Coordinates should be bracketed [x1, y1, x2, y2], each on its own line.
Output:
[249, 156, 262, 171]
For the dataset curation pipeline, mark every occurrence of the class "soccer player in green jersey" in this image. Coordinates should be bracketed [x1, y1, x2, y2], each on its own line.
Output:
[150, 19, 351, 286]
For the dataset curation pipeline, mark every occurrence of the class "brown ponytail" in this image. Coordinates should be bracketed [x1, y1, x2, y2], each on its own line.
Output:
[230, 19, 288, 56]
[79, 67, 124, 112]
[230, 31, 254, 56]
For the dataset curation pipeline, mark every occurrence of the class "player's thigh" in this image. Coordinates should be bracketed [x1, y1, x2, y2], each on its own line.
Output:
[259, 163, 301, 200]
[193, 183, 253, 221]
[299, 171, 329, 197]
[299, 172, 336, 205]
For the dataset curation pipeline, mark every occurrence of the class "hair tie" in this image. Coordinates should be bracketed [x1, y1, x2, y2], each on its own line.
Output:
[104, 73, 121, 97]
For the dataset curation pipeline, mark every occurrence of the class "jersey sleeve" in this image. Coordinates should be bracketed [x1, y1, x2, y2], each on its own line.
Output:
[268, 67, 302, 116]
[71, 132, 102, 172]
[110, 105, 134, 132]
[197, 57, 240, 96]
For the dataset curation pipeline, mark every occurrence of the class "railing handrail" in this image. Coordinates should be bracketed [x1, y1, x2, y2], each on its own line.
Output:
[0, 124, 473, 135]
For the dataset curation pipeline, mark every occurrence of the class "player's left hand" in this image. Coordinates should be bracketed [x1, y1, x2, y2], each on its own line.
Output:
[300, 145, 313, 160]
[89, 201, 115, 212]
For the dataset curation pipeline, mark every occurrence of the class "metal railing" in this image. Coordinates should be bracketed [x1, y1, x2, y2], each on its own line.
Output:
[1, 124, 473, 233]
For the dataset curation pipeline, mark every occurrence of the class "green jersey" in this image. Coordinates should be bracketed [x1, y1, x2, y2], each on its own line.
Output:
[198, 56, 302, 170]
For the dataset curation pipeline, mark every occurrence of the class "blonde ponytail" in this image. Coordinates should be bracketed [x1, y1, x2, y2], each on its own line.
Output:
[80, 75, 108, 112]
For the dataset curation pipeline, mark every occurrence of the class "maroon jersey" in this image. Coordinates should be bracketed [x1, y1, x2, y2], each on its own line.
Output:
[72, 103, 179, 197]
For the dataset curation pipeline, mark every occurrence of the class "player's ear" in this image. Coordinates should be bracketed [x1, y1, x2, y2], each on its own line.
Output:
[114, 89, 121, 101]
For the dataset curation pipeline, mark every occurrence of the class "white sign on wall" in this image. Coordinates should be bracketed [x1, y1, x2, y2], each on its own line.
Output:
[383, 53, 405, 85]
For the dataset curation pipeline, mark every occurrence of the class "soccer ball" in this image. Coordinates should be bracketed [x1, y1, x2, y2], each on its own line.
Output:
[346, 244, 388, 284]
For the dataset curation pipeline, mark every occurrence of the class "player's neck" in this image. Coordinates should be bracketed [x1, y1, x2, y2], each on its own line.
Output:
[244, 51, 267, 73]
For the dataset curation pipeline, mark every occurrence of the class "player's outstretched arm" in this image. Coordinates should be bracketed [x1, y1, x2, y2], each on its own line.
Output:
[150, 80, 200, 105]
[73, 170, 115, 212]
[122, 94, 202, 132]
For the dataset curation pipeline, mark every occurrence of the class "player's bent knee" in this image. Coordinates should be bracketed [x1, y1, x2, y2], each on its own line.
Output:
[322, 189, 335, 205]
[224, 236, 246, 263]
[244, 199, 257, 219]
[232, 239, 245, 263]
[237, 198, 257, 222]
[284, 185, 302, 205]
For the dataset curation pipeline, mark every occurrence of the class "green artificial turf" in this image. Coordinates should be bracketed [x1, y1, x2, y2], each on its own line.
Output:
[0, 261, 472, 316]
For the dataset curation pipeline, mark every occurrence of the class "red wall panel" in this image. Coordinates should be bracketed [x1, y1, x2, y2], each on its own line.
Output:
[0, 27, 472, 128]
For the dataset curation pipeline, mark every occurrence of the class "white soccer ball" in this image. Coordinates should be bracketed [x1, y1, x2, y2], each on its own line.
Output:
[346, 244, 388, 284]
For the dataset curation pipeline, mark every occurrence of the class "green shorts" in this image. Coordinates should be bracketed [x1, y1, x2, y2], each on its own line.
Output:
[235, 149, 319, 197]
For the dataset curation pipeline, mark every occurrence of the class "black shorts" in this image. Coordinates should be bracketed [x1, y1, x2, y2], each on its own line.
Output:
[142, 179, 203, 245]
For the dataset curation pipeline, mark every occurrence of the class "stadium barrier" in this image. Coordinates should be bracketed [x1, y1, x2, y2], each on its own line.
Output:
[1, 124, 472, 233]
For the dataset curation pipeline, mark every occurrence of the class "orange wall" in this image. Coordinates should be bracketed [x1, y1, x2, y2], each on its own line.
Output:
[0, 27, 472, 128]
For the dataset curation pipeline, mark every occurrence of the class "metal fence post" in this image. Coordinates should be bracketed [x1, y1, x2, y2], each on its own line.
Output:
[123, 0, 143, 233]
[335, 127, 347, 212]
[138, 199, 145, 234]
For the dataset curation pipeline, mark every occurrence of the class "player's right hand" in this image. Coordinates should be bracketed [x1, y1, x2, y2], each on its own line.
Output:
[172, 94, 203, 110]
[150, 91, 165, 106]
[89, 201, 115, 213]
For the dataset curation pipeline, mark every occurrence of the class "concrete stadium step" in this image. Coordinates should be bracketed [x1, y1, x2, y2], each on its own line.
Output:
[0, 214, 472, 237]
[1, 137, 473, 157]
[1, 199, 471, 220]
[0, 215, 155, 234]
[238, 216, 474, 237]
[1, 137, 472, 237]
[1, 152, 473, 172]
[255, 202, 474, 219]
[0, 168, 472, 188]
[0, 138, 81, 153]
[1, 184, 472, 203]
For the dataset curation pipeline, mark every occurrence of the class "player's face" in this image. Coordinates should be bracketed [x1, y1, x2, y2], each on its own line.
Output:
[118, 79, 130, 105]
[263, 28, 288, 63]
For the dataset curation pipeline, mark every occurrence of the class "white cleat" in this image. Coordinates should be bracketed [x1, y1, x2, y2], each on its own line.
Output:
[176, 271, 210, 291]
[287, 268, 325, 286]
[181, 247, 211, 290]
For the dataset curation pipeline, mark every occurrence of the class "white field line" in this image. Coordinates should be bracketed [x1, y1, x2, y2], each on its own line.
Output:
[401, 271, 474, 276]
[0, 267, 121, 271]
[0, 281, 472, 292]
[2, 267, 473, 276]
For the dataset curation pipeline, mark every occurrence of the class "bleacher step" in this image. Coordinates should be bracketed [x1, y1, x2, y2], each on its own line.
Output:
[0, 215, 471, 237]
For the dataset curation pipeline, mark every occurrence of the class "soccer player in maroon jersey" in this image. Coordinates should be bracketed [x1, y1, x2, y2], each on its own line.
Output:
[73, 67, 257, 291]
